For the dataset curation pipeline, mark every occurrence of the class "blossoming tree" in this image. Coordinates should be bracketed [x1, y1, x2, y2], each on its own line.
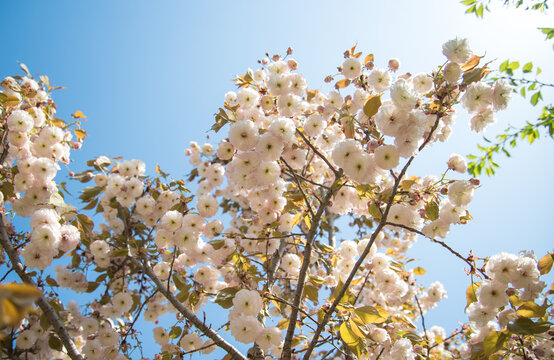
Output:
[0, 38, 552, 360]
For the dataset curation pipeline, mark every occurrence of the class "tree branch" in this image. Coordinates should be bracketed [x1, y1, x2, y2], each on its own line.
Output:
[384, 221, 489, 279]
[0, 218, 84, 360]
[281, 169, 343, 360]
[128, 255, 247, 360]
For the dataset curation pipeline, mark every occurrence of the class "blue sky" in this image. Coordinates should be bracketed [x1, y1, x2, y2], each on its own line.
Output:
[2, 0, 553, 358]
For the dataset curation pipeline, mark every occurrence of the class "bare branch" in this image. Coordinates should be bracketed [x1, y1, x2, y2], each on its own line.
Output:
[384, 221, 489, 279]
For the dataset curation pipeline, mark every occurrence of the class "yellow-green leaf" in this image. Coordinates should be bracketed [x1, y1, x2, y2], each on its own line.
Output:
[537, 253, 554, 275]
[339, 322, 359, 346]
[465, 282, 481, 310]
[363, 94, 382, 118]
[482, 331, 508, 356]
[354, 306, 388, 324]
[516, 302, 546, 319]
[413, 267, 426, 276]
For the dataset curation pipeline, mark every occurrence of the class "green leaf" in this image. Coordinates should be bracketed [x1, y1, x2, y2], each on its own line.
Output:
[508, 61, 519, 71]
[425, 201, 439, 221]
[49, 192, 67, 208]
[353, 305, 388, 324]
[169, 326, 182, 339]
[465, 282, 481, 310]
[531, 91, 542, 106]
[516, 302, 546, 318]
[304, 284, 319, 303]
[48, 335, 63, 351]
[522, 62, 533, 73]
[339, 322, 359, 346]
[363, 94, 382, 118]
[499, 59, 509, 73]
[214, 287, 240, 309]
[507, 317, 552, 335]
[482, 331, 508, 356]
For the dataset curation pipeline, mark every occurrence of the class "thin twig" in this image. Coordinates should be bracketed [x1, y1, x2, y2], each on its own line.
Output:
[414, 294, 430, 358]
[282, 157, 315, 219]
[384, 221, 489, 279]
[296, 129, 339, 176]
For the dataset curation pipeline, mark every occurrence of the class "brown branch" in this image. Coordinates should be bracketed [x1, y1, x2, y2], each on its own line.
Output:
[0, 218, 84, 360]
[281, 169, 343, 360]
[128, 255, 246, 360]
[384, 221, 489, 279]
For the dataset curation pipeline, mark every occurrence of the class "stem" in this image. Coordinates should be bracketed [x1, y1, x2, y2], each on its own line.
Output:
[414, 295, 430, 358]
[0, 218, 84, 360]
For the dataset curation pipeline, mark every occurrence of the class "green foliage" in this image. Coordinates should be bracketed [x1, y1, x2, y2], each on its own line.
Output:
[467, 106, 554, 176]
[461, 0, 552, 17]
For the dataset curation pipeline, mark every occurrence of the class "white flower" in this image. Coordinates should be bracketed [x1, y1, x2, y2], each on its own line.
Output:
[391, 80, 418, 110]
[237, 88, 260, 109]
[232, 289, 263, 316]
[112, 292, 133, 314]
[422, 219, 450, 239]
[7, 110, 34, 133]
[375, 103, 408, 136]
[153, 262, 171, 280]
[485, 252, 519, 284]
[197, 195, 218, 218]
[374, 145, 400, 170]
[229, 315, 263, 344]
[281, 253, 301, 276]
[390, 338, 415, 360]
[225, 91, 238, 106]
[462, 82, 493, 113]
[217, 140, 235, 160]
[342, 58, 362, 80]
[367, 68, 392, 92]
[492, 80, 514, 111]
[256, 327, 283, 353]
[332, 139, 361, 169]
[443, 62, 462, 83]
[413, 73, 434, 94]
[228, 120, 259, 151]
[256, 133, 284, 161]
[447, 153, 467, 173]
[442, 38, 472, 64]
[180, 332, 203, 351]
[152, 326, 169, 345]
[448, 180, 474, 207]
[477, 280, 509, 308]
[470, 108, 496, 133]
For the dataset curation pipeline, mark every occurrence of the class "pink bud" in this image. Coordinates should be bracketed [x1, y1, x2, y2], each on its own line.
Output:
[388, 58, 400, 72]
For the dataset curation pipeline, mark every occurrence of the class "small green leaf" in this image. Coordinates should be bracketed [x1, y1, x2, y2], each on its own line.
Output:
[499, 59, 509, 73]
[214, 287, 240, 309]
[169, 326, 182, 339]
[522, 62, 533, 73]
